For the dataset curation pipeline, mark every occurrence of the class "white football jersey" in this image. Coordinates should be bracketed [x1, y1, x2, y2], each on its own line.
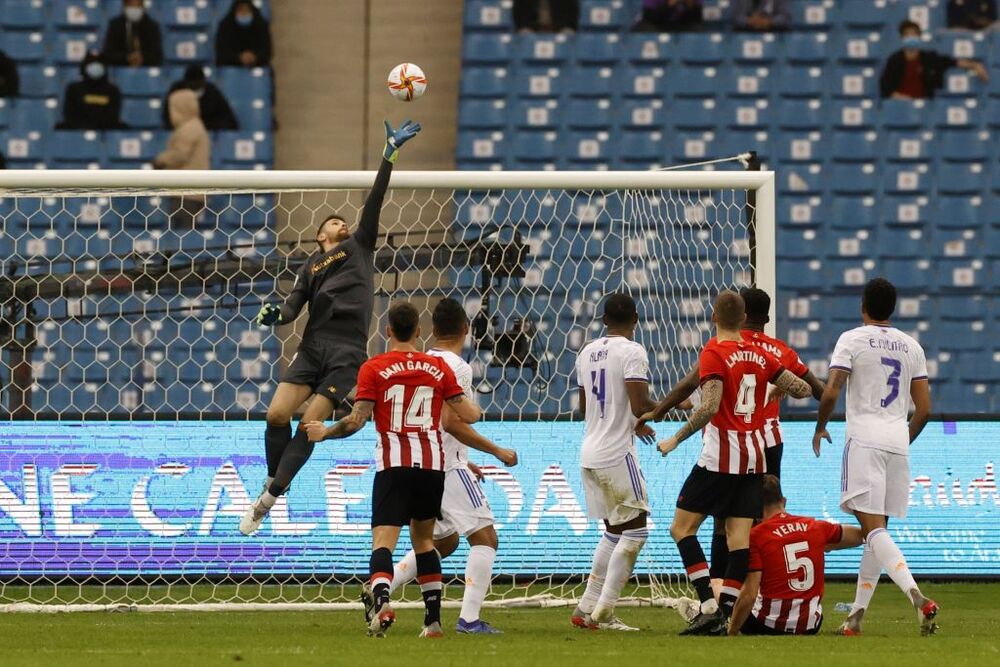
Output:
[576, 336, 651, 469]
[427, 348, 476, 471]
[829, 325, 928, 454]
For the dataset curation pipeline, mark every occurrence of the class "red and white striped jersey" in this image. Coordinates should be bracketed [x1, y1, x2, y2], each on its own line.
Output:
[697, 337, 785, 474]
[355, 350, 464, 472]
[740, 329, 810, 448]
[748, 512, 844, 634]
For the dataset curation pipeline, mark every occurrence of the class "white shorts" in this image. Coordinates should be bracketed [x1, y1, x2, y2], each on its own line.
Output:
[840, 439, 910, 519]
[434, 466, 494, 540]
[581, 452, 650, 527]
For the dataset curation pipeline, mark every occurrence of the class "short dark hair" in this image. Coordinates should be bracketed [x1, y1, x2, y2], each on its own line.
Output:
[713, 290, 745, 329]
[762, 474, 784, 507]
[183, 64, 206, 82]
[740, 287, 771, 323]
[863, 277, 897, 321]
[899, 19, 921, 35]
[317, 213, 346, 235]
[387, 302, 420, 342]
[432, 298, 468, 338]
[603, 292, 638, 326]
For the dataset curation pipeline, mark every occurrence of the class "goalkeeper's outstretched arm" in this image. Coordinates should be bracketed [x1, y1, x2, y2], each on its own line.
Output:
[354, 119, 422, 252]
[257, 261, 310, 326]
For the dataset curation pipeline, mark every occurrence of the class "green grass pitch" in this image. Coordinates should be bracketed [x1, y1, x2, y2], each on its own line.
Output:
[4, 583, 998, 667]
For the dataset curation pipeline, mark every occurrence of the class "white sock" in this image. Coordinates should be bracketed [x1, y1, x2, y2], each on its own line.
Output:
[389, 550, 418, 595]
[593, 528, 648, 622]
[850, 541, 881, 617]
[459, 545, 496, 622]
[867, 527, 919, 601]
[577, 532, 620, 615]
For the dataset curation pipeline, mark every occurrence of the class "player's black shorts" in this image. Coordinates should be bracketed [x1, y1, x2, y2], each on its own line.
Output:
[280, 338, 366, 405]
[765, 442, 784, 479]
[676, 465, 764, 519]
[740, 611, 823, 636]
[371, 467, 446, 527]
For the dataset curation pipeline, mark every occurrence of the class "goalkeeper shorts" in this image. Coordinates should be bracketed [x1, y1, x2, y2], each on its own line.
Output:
[281, 339, 366, 405]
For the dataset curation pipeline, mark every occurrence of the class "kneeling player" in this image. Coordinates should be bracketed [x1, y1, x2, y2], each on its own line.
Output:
[387, 298, 518, 635]
[571, 293, 657, 632]
[729, 475, 862, 635]
[304, 302, 481, 638]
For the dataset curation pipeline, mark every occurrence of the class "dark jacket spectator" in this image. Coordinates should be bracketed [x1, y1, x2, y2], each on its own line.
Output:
[102, 0, 164, 67]
[732, 0, 790, 32]
[0, 50, 19, 97]
[57, 53, 126, 130]
[947, 0, 997, 29]
[513, 0, 579, 32]
[633, 0, 703, 32]
[880, 20, 988, 99]
[216, 0, 272, 67]
[162, 65, 239, 131]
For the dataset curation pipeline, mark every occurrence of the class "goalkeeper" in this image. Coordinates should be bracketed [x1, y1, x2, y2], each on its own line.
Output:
[240, 119, 421, 535]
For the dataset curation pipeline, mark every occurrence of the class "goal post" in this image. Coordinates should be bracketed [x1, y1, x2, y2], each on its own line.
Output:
[0, 167, 775, 612]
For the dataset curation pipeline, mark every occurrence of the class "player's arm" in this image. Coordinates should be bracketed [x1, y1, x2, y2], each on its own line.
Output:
[772, 369, 812, 399]
[803, 369, 826, 400]
[813, 369, 849, 457]
[638, 363, 699, 427]
[577, 386, 587, 420]
[355, 119, 422, 251]
[257, 262, 310, 326]
[657, 378, 721, 457]
[908, 378, 931, 444]
[442, 408, 517, 466]
[728, 569, 761, 636]
[447, 393, 481, 424]
[303, 400, 374, 441]
[830, 525, 864, 551]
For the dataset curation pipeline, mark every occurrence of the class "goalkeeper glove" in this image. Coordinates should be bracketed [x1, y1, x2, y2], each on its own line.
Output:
[382, 119, 422, 163]
[256, 303, 283, 326]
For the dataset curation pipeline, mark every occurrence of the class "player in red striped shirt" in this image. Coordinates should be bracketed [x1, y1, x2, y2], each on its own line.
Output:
[730, 475, 863, 635]
[656, 291, 812, 635]
[304, 302, 481, 638]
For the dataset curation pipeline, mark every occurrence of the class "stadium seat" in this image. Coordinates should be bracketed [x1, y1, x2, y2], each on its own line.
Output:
[881, 196, 930, 227]
[617, 98, 665, 129]
[463, 1, 512, 31]
[830, 196, 878, 230]
[831, 164, 878, 195]
[18, 65, 61, 98]
[831, 31, 884, 64]
[939, 129, 990, 162]
[461, 98, 509, 129]
[938, 162, 988, 194]
[113, 67, 169, 98]
[52, 0, 105, 30]
[573, 33, 620, 64]
[940, 71, 981, 98]
[53, 32, 101, 65]
[785, 33, 829, 64]
[884, 130, 934, 162]
[669, 67, 723, 99]
[776, 65, 826, 99]
[933, 100, 982, 129]
[776, 99, 825, 130]
[163, 32, 212, 64]
[570, 65, 617, 97]
[728, 34, 778, 65]
[567, 98, 613, 129]
[774, 134, 824, 163]
[877, 226, 929, 258]
[579, 0, 629, 31]
[676, 33, 725, 65]
[882, 164, 932, 195]
[831, 131, 878, 162]
[456, 130, 506, 164]
[512, 66, 565, 98]
[162, 0, 213, 29]
[725, 100, 771, 130]
[218, 67, 271, 102]
[938, 32, 989, 61]
[216, 131, 274, 166]
[957, 350, 1000, 382]
[566, 131, 611, 164]
[106, 130, 163, 163]
[792, 1, 832, 30]
[622, 33, 672, 65]
[726, 66, 774, 99]
[3, 31, 46, 62]
[515, 34, 570, 64]
[937, 320, 987, 351]
[932, 195, 985, 229]
[49, 130, 105, 167]
[931, 227, 981, 259]
[121, 98, 164, 129]
[777, 259, 826, 290]
[832, 65, 877, 98]
[10, 98, 60, 132]
[934, 257, 986, 290]
[512, 99, 560, 129]
[778, 227, 822, 258]
[615, 130, 664, 165]
[463, 33, 513, 64]
[841, 0, 894, 29]
[668, 131, 718, 163]
[882, 257, 933, 290]
[0, 0, 46, 29]
[670, 99, 719, 130]
[459, 66, 510, 98]
[617, 65, 666, 98]
[777, 161, 824, 195]
[828, 100, 876, 130]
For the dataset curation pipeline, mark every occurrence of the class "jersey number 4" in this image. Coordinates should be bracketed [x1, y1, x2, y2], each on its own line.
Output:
[590, 368, 607, 418]
[734, 373, 757, 423]
[385, 385, 433, 431]
[783, 541, 816, 592]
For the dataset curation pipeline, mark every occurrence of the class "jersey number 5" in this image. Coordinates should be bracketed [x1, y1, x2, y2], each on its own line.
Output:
[734, 373, 757, 423]
[385, 385, 433, 431]
[783, 541, 815, 592]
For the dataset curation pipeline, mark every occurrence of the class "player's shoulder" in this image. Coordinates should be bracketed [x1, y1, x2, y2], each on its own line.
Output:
[892, 328, 925, 353]
[428, 348, 471, 374]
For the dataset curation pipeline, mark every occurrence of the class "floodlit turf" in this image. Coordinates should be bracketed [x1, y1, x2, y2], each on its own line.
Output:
[3, 583, 998, 667]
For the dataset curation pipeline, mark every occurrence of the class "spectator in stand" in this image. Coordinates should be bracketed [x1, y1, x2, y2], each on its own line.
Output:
[0, 50, 19, 98]
[632, 0, 703, 32]
[880, 20, 989, 99]
[513, 0, 579, 33]
[155, 89, 210, 228]
[101, 0, 163, 67]
[947, 0, 997, 30]
[57, 52, 126, 130]
[162, 65, 239, 131]
[732, 0, 790, 32]
[216, 0, 273, 68]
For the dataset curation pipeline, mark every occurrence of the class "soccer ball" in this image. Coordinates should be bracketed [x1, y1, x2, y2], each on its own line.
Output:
[387, 63, 427, 102]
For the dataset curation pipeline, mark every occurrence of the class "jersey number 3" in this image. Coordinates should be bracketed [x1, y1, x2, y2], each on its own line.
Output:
[734, 373, 757, 423]
[385, 385, 433, 431]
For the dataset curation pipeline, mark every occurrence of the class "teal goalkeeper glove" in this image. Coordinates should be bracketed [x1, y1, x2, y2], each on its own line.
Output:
[256, 303, 282, 326]
[382, 119, 422, 163]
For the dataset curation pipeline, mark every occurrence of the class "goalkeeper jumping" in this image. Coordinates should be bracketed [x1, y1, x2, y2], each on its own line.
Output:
[240, 119, 421, 535]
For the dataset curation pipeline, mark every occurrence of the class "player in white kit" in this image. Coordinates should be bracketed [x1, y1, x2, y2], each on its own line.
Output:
[812, 278, 938, 636]
[571, 293, 658, 632]
[386, 298, 518, 635]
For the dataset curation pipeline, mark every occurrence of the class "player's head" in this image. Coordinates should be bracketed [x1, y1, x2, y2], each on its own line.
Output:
[739, 287, 770, 326]
[862, 277, 896, 322]
[387, 301, 420, 343]
[711, 290, 746, 331]
[316, 213, 350, 247]
[602, 292, 639, 331]
[762, 474, 786, 517]
[432, 298, 469, 340]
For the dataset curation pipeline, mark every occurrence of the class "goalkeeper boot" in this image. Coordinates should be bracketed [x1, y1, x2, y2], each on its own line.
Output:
[419, 621, 444, 638]
[679, 609, 727, 636]
[456, 618, 503, 635]
[368, 601, 395, 638]
[916, 597, 940, 636]
[238, 497, 270, 536]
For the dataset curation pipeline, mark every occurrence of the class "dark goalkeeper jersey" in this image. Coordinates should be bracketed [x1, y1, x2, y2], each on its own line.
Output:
[278, 158, 392, 344]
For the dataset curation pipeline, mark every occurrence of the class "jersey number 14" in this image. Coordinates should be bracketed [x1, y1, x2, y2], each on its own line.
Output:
[385, 384, 433, 431]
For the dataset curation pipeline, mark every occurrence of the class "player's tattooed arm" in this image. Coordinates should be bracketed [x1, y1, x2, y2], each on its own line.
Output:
[728, 570, 761, 636]
[773, 369, 812, 399]
[908, 378, 931, 444]
[447, 394, 482, 424]
[813, 369, 849, 457]
[304, 400, 374, 441]
[638, 363, 699, 428]
[658, 379, 721, 456]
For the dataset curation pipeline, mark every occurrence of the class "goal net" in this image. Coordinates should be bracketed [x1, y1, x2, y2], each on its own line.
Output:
[0, 168, 774, 612]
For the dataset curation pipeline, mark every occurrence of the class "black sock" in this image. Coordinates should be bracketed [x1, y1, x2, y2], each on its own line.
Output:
[415, 549, 443, 627]
[710, 519, 729, 580]
[369, 547, 394, 606]
[719, 548, 750, 618]
[268, 428, 315, 497]
[264, 423, 291, 478]
[677, 535, 714, 605]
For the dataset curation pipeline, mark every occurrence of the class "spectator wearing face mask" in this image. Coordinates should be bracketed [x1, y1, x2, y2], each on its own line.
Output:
[102, 0, 163, 67]
[880, 19, 989, 99]
[162, 65, 239, 131]
[216, 0, 272, 68]
[57, 52, 126, 130]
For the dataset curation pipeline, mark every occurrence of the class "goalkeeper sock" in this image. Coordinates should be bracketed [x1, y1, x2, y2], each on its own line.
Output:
[677, 535, 718, 614]
[577, 532, 619, 615]
[267, 428, 315, 497]
[593, 528, 647, 621]
[415, 549, 443, 627]
[867, 528, 920, 601]
[389, 549, 421, 595]
[264, 423, 291, 479]
[719, 548, 749, 618]
[460, 545, 496, 623]
[848, 541, 881, 627]
[709, 522, 729, 580]
[369, 547, 394, 607]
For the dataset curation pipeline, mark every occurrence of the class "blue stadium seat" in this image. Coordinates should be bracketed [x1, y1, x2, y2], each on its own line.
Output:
[932, 195, 985, 229]
[218, 67, 271, 102]
[792, 1, 832, 30]
[777, 259, 826, 290]
[785, 33, 829, 64]
[827, 257, 875, 288]
[668, 131, 719, 163]
[938, 162, 987, 194]
[460, 66, 510, 98]
[940, 71, 982, 98]
[515, 34, 570, 64]
[933, 100, 982, 129]
[884, 130, 934, 162]
[881, 196, 930, 227]
[668, 66, 722, 100]
[882, 164, 932, 195]
[615, 130, 664, 166]
[52, 1, 105, 30]
[567, 98, 613, 129]
[671, 99, 719, 130]
[511, 66, 564, 98]
[828, 100, 876, 130]
[841, 0, 894, 29]
[938, 32, 989, 61]
[778, 227, 822, 258]
[4, 31, 46, 62]
[570, 65, 616, 97]
[616, 66, 666, 98]
[618, 98, 665, 129]
[460, 99, 508, 129]
[831, 31, 884, 64]
[121, 98, 163, 129]
[882, 258, 932, 290]
[931, 227, 981, 259]
[106, 130, 166, 163]
[957, 350, 1000, 382]
[877, 227, 929, 258]
[832, 65, 877, 98]
[776, 161, 824, 195]
[880, 99, 928, 130]
[566, 131, 611, 163]
[49, 130, 105, 167]
[778, 195, 821, 227]
[774, 134, 824, 163]
[776, 99, 825, 130]
[776, 65, 826, 98]
[935, 258, 987, 290]
[831, 164, 879, 195]
[0, 1, 46, 29]
[216, 131, 274, 166]
[573, 33, 620, 64]
[18, 65, 61, 98]
[162, 0, 213, 29]
[463, 33, 514, 64]
[726, 100, 771, 129]
[831, 131, 878, 162]
[939, 129, 989, 162]
[512, 99, 560, 129]
[163, 32, 212, 63]
[579, 0, 629, 31]
[622, 33, 672, 65]
[53, 32, 101, 65]
[728, 34, 778, 65]
[463, 1, 512, 31]
[726, 66, 774, 98]
[10, 98, 59, 132]
[676, 33, 725, 65]
[456, 130, 506, 165]
[113, 67, 169, 98]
